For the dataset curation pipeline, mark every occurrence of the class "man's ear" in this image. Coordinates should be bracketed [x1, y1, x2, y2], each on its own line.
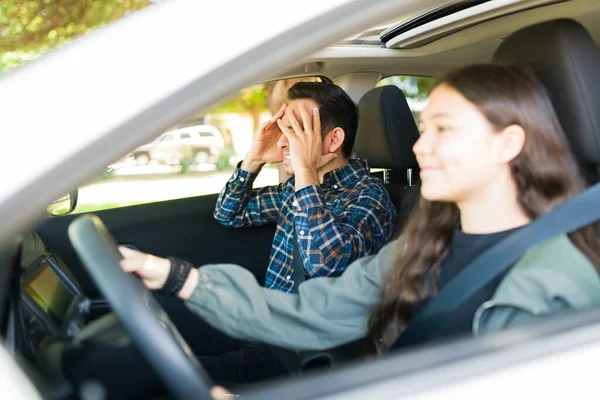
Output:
[495, 124, 525, 164]
[324, 127, 345, 154]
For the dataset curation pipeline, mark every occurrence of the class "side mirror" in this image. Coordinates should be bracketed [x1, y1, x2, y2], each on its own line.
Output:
[47, 190, 78, 216]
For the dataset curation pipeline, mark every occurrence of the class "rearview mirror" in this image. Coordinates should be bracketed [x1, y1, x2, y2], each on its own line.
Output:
[47, 190, 78, 216]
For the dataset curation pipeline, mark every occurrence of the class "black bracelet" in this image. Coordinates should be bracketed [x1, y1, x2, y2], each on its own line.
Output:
[157, 257, 179, 296]
[170, 258, 193, 296]
[157, 257, 193, 297]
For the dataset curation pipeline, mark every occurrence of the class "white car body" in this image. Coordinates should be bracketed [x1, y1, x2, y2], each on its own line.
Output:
[2, 0, 600, 398]
[132, 125, 225, 165]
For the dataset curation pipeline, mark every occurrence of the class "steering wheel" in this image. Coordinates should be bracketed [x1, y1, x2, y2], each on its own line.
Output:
[68, 214, 213, 400]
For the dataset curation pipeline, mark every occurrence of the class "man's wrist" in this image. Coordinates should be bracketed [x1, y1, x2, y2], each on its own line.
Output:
[240, 158, 265, 174]
[294, 167, 319, 191]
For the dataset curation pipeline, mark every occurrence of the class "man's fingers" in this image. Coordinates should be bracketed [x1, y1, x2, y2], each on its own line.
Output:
[312, 106, 321, 137]
[298, 103, 313, 135]
[258, 119, 272, 133]
[277, 119, 295, 141]
[274, 103, 287, 120]
[288, 110, 304, 136]
[268, 103, 288, 125]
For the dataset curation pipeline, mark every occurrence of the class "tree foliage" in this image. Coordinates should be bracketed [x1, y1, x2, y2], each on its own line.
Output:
[377, 75, 436, 100]
[209, 84, 267, 115]
[0, 0, 154, 71]
[207, 84, 268, 133]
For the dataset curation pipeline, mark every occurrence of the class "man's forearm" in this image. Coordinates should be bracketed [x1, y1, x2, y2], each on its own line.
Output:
[240, 157, 265, 174]
[213, 166, 259, 227]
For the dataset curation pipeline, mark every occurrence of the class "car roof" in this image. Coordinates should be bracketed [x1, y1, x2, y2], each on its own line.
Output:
[172, 125, 220, 133]
[280, 0, 600, 80]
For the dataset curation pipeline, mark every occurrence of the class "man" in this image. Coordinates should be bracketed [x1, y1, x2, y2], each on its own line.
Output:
[136, 82, 397, 387]
[214, 81, 397, 293]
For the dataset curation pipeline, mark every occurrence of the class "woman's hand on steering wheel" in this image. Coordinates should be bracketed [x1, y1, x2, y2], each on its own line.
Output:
[118, 246, 200, 300]
[211, 386, 237, 399]
[118, 246, 170, 289]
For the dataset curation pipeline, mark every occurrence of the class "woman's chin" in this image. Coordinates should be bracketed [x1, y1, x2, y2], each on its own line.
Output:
[420, 186, 454, 203]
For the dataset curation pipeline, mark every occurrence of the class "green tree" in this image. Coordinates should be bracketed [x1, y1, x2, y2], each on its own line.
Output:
[377, 75, 435, 100]
[207, 84, 268, 135]
[0, 0, 155, 72]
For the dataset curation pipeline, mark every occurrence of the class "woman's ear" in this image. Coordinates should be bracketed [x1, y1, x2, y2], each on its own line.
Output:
[496, 124, 526, 164]
[324, 127, 345, 154]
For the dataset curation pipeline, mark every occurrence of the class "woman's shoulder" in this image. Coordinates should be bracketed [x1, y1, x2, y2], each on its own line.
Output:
[497, 234, 600, 310]
[473, 234, 600, 335]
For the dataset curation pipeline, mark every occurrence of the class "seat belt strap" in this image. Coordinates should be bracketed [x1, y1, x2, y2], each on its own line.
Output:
[393, 181, 600, 348]
[291, 224, 306, 289]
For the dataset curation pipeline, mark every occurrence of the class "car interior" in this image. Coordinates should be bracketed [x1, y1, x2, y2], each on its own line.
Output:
[3, 1, 600, 399]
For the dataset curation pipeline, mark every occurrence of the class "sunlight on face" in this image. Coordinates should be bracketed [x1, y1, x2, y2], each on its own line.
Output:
[414, 84, 504, 204]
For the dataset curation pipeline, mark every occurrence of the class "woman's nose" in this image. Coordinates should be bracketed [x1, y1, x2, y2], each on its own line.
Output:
[413, 131, 433, 156]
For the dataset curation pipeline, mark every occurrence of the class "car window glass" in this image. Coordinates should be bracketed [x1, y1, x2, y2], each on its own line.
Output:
[73, 77, 322, 214]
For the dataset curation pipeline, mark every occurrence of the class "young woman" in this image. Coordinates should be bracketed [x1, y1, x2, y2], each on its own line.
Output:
[119, 64, 600, 356]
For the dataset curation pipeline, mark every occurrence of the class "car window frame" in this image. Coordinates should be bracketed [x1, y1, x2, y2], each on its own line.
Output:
[240, 307, 600, 399]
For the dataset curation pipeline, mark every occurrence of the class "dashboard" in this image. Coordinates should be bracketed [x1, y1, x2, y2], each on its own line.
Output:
[18, 232, 90, 355]
[11, 231, 165, 400]
[11, 232, 171, 400]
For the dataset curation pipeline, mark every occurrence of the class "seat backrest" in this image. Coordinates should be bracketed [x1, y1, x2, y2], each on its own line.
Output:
[354, 86, 421, 229]
[493, 18, 600, 182]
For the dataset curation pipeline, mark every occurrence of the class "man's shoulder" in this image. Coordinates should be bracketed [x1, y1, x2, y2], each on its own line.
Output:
[338, 175, 397, 216]
[348, 173, 394, 199]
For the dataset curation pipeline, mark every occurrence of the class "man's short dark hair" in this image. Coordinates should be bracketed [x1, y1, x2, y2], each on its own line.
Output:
[287, 81, 358, 158]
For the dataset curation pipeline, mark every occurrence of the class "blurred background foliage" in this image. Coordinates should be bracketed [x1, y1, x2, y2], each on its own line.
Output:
[0, 0, 155, 72]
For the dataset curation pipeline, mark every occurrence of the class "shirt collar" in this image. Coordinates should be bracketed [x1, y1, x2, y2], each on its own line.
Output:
[321, 159, 370, 190]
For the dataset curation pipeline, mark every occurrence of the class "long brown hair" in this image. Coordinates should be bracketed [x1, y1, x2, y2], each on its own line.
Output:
[368, 64, 600, 347]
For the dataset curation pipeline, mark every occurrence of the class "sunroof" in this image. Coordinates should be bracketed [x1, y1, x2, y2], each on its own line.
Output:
[337, 15, 413, 46]
[380, 0, 492, 44]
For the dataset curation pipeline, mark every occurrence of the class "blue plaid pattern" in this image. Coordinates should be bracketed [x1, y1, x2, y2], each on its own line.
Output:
[214, 159, 397, 293]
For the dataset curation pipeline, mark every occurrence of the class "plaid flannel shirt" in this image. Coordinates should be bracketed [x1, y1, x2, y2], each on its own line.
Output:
[213, 159, 397, 293]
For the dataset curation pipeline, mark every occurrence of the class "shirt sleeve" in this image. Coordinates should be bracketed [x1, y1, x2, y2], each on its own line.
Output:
[184, 240, 397, 351]
[213, 166, 286, 227]
[293, 184, 397, 278]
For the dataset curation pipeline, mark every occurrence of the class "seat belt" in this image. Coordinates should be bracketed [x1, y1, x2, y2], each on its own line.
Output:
[291, 225, 306, 289]
[263, 224, 307, 375]
[392, 180, 600, 349]
[281, 224, 349, 372]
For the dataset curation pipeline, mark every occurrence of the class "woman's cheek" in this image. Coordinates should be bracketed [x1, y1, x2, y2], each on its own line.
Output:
[436, 138, 472, 170]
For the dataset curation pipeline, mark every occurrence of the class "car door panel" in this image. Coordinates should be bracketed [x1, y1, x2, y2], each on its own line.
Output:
[35, 194, 276, 299]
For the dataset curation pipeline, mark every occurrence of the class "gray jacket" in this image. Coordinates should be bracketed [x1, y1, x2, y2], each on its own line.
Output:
[185, 234, 600, 351]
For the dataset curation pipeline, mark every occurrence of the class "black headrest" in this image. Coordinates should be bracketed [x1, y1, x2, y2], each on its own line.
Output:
[493, 19, 600, 165]
[354, 85, 420, 170]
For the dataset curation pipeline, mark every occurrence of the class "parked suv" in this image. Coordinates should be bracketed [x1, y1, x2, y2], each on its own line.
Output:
[130, 125, 225, 165]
